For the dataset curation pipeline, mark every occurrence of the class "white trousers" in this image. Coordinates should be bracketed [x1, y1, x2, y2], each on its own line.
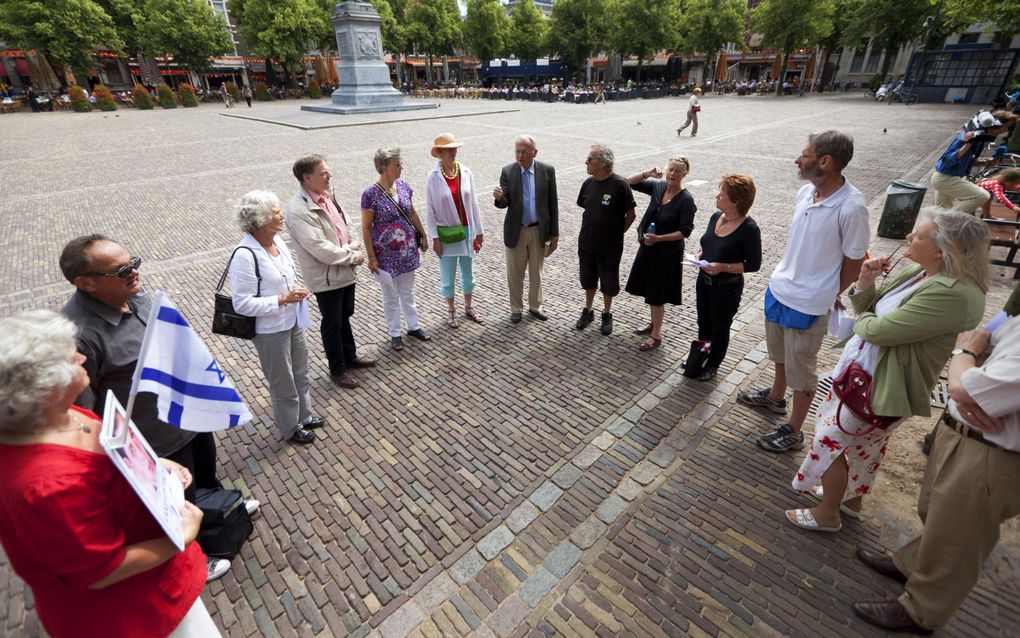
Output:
[375, 269, 421, 337]
[169, 597, 222, 637]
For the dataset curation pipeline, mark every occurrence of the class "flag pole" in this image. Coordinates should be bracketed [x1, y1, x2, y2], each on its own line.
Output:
[125, 290, 163, 424]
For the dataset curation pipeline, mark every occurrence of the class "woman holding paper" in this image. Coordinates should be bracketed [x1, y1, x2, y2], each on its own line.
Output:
[0, 311, 215, 637]
[624, 156, 697, 351]
[230, 190, 325, 445]
[693, 174, 762, 380]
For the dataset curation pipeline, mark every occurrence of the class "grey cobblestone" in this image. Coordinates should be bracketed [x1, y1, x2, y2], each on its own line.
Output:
[528, 482, 563, 512]
[478, 525, 514, 561]
[450, 551, 486, 585]
[506, 501, 540, 534]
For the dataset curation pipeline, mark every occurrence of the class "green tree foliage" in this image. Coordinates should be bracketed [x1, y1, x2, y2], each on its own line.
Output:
[679, 0, 746, 84]
[132, 84, 155, 109]
[229, 0, 328, 84]
[133, 0, 233, 73]
[94, 0, 142, 52]
[754, 0, 834, 94]
[606, 0, 679, 80]
[404, 0, 462, 83]
[370, 0, 409, 54]
[93, 84, 118, 110]
[464, 0, 510, 62]
[547, 0, 608, 79]
[0, 0, 122, 79]
[843, 0, 935, 80]
[939, 0, 1012, 42]
[311, 0, 339, 51]
[508, 0, 547, 61]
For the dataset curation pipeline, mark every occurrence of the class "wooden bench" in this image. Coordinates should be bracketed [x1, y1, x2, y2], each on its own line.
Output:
[985, 203, 1020, 279]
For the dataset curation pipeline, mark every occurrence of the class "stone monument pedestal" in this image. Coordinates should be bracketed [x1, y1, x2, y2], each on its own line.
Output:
[301, 2, 436, 115]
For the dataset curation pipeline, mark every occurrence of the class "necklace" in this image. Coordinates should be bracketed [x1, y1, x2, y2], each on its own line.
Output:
[3, 412, 93, 437]
[719, 214, 741, 225]
[440, 162, 459, 180]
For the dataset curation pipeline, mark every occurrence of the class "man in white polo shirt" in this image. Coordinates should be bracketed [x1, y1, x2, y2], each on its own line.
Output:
[737, 131, 869, 452]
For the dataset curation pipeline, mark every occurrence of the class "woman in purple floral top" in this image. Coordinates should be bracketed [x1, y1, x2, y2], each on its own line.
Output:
[361, 147, 431, 351]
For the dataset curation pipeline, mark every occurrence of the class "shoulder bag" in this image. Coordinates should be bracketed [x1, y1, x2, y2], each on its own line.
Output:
[831, 343, 899, 436]
[376, 183, 426, 250]
[437, 170, 469, 244]
[213, 246, 260, 340]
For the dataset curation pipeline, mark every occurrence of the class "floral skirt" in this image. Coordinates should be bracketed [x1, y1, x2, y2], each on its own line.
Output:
[791, 390, 904, 499]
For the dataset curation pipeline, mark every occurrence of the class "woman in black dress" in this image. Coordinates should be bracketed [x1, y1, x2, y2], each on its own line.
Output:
[624, 156, 697, 351]
[694, 174, 762, 380]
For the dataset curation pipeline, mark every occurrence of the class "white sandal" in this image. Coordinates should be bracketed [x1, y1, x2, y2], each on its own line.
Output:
[786, 508, 842, 533]
[808, 485, 862, 520]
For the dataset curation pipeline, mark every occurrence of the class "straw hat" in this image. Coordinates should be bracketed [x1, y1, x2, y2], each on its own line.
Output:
[430, 132, 463, 157]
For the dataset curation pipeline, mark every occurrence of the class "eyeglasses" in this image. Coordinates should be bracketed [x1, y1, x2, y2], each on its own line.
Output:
[798, 152, 829, 160]
[585, 157, 596, 164]
[881, 245, 906, 284]
[84, 256, 142, 279]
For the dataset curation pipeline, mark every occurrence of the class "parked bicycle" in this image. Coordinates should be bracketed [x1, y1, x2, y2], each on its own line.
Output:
[887, 86, 918, 105]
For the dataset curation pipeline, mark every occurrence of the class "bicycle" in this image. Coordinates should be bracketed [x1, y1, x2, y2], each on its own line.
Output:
[888, 87, 918, 105]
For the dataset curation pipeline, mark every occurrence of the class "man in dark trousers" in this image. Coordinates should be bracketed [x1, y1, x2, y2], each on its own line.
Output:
[493, 134, 559, 324]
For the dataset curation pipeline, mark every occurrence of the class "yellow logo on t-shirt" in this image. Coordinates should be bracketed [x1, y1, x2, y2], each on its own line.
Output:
[602, 194, 612, 206]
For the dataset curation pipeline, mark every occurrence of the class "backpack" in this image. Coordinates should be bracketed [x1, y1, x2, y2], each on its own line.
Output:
[195, 488, 253, 559]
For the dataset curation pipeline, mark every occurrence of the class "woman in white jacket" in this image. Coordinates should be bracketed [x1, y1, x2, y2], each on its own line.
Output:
[229, 190, 325, 445]
[425, 133, 486, 327]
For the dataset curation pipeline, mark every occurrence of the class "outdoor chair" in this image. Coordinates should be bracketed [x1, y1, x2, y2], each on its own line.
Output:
[985, 203, 1020, 279]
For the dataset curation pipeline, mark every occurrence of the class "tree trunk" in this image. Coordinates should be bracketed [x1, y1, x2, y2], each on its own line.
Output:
[775, 52, 789, 96]
[708, 49, 718, 86]
[879, 48, 893, 82]
[426, 53, 433, 85]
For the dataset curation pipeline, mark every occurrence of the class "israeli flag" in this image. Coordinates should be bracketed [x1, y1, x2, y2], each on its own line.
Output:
[129, 291, 252, 431]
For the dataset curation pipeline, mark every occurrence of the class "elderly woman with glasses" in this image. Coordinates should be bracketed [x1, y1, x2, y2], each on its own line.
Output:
[361, 147, 431, 350]
[229, 190, 324, 446]
[425, 132, 485, 327]
[623, 156, 697, 351]
[0, 311, 214, 637]
[786, 210, 988, 533]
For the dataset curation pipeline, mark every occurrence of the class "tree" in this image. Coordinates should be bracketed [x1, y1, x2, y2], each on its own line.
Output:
[0, 0, 122, 81]
[369, 0, 412, 85]
[547, 0, 609, 80]
[843, 0, 935, 82]
[508, 0, 547, 61]
[679, 0, 746, 86]
[607, 0, 679, 81]
[404, 0, 461, 84]
[753, 0, 834, 95]
[464, 0, 509, 63]
[134, 0, 233, 73]
[229, 0, 328, 86]
[945, 0, 1020, 40]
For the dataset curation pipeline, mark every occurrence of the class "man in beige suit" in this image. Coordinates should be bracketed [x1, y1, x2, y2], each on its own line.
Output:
[493, 135, 559, 324]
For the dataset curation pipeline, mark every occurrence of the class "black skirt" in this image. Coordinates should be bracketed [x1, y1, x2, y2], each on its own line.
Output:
[625, 242, 684, 306]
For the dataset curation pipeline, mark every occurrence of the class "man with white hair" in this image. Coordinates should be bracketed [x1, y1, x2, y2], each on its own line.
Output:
[493, 134, 559, 324]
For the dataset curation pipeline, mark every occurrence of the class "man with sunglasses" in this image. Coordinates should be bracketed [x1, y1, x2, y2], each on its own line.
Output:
[59, 235, 257, 582]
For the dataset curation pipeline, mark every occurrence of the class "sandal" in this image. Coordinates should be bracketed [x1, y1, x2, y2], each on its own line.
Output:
[464, 307, 485, 324]
[639, 337, 661, 352]
[633, 323, 654, 335]
[786, 508, 842, 533]
[447, 310, 459, 329]
[808, 485, 862, 520]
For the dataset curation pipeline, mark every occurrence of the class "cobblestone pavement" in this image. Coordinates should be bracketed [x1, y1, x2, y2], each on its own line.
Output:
[1, 94, 1017, 637]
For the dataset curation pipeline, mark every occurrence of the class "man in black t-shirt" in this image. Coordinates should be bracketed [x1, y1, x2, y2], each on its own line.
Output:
[575, 144, 636, 335]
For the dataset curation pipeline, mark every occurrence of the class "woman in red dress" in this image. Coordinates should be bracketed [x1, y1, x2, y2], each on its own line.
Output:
[0, 311, 213, 637]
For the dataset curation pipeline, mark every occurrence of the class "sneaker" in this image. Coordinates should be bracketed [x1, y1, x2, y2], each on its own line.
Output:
[207, 557, 230, 582]
[736, 387, 788, 414]
[244, 499, 261, 516]
[575, 308, 595, 330]
[600, 312, 613, 335]
[757, 423, 805, 453]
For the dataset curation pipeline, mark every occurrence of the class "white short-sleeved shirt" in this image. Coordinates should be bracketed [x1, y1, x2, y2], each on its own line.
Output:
[768, 181, 870, 315]
[949, 314, 1020, 451]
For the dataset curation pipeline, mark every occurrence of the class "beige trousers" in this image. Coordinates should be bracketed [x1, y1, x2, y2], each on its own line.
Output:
[893, 423, 1020, 629]
[677, 109, 699, 136]
[506, 224, 545, 312]
[930, 171, 990, 213]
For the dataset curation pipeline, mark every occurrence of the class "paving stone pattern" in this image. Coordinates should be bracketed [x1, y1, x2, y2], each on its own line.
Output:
[0, 95, 1016, 637]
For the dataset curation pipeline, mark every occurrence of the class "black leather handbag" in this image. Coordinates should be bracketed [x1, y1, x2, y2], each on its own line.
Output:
[212, 247, 260, 339]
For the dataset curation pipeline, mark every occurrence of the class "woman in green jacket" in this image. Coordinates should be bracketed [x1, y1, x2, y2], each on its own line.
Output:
[786, 210, 989, 533]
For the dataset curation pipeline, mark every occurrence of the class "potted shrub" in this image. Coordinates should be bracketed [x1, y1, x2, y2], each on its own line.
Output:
[308, 82, 321, 98]
[223, 81, 241, 102]
[93, 85, 117, 111]
[132, 84, 155, 109]
[69, 86, 91, 112]
[156, 83, 177, 108]
[178, 83, 199, 107]
[254, 81, 272, 101]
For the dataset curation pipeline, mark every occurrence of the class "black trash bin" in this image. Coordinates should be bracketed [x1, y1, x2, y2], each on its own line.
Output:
[877, 180, 927, 239]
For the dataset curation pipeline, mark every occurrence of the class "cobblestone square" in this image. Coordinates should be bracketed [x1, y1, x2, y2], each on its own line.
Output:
[1, 93, 1017, 637]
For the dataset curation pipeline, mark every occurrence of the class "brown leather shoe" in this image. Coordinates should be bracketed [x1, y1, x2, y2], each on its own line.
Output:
[348, 356, 376, 369]
[852, 601, 932, 634]
[855, 546, 907, 584]
[332, 372, 360, 389]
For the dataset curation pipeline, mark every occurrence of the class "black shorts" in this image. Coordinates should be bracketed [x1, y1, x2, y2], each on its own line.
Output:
[578, 248, 622, 296]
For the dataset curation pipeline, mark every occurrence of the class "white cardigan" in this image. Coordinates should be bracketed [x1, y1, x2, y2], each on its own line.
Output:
[228, 233, 309, 334]
[424, 163, 484, 258]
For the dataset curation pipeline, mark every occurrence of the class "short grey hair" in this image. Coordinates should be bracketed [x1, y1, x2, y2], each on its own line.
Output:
[374, 147, 401, 174]
[668, 155, 690, 172]
[917, 208, 990, 293]
[0, 311, 79, 433]
[515, 134, 537, 149]
[235, 190, 280, 234]
[590, 144, 614, 170]
[808, 130, 854, 171]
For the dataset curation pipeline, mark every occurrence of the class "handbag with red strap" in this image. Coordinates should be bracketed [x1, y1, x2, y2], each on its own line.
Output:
[831, 343, 899, 436]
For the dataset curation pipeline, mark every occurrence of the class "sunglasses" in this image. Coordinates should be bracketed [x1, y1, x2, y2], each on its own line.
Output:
[84, 256, 142, 279]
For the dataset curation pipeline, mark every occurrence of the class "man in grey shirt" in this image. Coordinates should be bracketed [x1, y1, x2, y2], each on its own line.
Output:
[59, 234, 255, 581]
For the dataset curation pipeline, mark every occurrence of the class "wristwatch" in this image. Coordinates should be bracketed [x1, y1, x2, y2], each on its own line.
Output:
[951, 348, 979, 359]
